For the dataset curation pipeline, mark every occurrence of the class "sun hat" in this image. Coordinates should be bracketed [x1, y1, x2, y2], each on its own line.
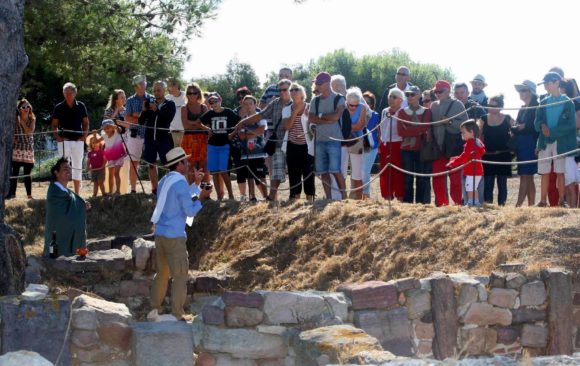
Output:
[514, 80, 537, 95]
[164, 147, 190, 167]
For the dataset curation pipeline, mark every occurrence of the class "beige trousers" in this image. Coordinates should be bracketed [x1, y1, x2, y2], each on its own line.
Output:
[171, 131, 184, 148]
[150, 235, 189, 318]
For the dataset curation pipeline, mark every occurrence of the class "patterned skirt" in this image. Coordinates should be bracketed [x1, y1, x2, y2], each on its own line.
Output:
[182, 133, 208, 163]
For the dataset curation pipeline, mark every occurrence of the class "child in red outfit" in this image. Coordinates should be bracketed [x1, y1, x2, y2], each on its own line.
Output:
[446, 120, 486, 206]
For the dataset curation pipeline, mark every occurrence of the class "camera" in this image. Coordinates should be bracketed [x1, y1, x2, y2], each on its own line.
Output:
[200, 182, 213, 191]
[130, 127, 138, 138]
[144, 96, 156, 110]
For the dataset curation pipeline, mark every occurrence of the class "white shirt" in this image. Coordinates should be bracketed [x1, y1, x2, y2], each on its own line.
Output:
[379, 107, 403, 143]
[166, 91, 187, 131]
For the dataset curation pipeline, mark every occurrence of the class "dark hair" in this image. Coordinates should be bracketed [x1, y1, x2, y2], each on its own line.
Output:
[488, 94, 505, 108]
[561, 78, 579, 98]
[50, 157, 70, 181]
[168, 162, 180, 171]
[363, 91, 376, 109]
[453, 82, 469, 91]
[105, 89, 125, 110]
[461, 119, 479, 138]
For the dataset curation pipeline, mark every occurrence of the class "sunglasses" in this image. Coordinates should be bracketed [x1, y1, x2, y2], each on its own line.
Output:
[518, 89, 530, 93]
[200, 182, 213, 191]
[289, 88, 300, 92]
[347, 104, 359, 108]
[208, 100, 218, 105]
[405, 93, 417, 97]
[396, 72, 409, 77]
[389, 95, 400, 99]
[434, 90, 446, 94]
[19, 105, 31, 110]
[279, 88, 289, 92]
[187, 91, 199, 96]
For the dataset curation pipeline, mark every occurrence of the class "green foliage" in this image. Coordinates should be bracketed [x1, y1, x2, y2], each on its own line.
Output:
[196, 58, 262, 109]
[22, 0, 221, 128]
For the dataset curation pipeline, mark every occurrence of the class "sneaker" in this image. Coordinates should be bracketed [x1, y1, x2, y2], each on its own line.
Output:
[249, 197, 258, 203]
[239, 195, 247, 202]
[536, 202, 548, 207]
[558, 201, 569, 208]
[130, 190, 137, 194]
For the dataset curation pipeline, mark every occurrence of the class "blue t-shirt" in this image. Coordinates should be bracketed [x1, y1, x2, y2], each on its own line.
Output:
[545, 95, 566, 130]
[366, 111, 380, 149]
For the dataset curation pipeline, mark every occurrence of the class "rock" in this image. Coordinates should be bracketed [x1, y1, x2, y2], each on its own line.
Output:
[462, 302, 512, 326]
[67, 287, 104, 302]
[457, 284, 479, 317]
[257, 325, 288, 336]
[193, 273, 231, 293]
[488, 288, 518, 309]
[521, 324, 548, 348]
[25, 255, 44, 284]
[0, 351, 54, 366]
[406, 289, 431, 319]
[72, 295, 132, 325]
[460, 328, 497, 355]
[520, 281, 547, 307]
[222, 291, 264, 308]
[202, 325, 287, 359]
[477, 284, 488, 302]
[430, 276, 458, 360]
[132, 322, 194, 366]
[191, 294, 221, 315]
[0, 224, 26, 296]
[97, 321, 133, 350]
[72, 306, 98, 330]
[21, 283, 49, 301]
[345, 350, 399, 364]
[213, 354, 258, 366]
[389, 277, 421, 292]
[294, 325, 382, 365]
[505, 273, 526, 289]
[499, 263, 526, 273]
[132, 237, 155, 271]
[414, 321, 435, 339]
[354, 307, 413, 356]
[196, 352, 216, 366]
[489, 271, 506, 288]
[310, 291, 349, 322]
[449, 272, 480, 286]
[0, 296, 70, 364]
[71, 329, 99, 348]
[545, 269, 573, 355]
[510, 308, 546, 324]
[86, 237, 112, 251]
[202, 304, 225, 325]
[496, 327, 520, 345]
[93, 283, 120, 298]
[337, 281, 397, 310]
[225, 306, 264, 327]
[119, 279, 150, 297]
[261, 291, 327, 325]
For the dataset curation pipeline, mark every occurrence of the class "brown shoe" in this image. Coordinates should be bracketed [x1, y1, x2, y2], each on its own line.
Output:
[536, 202, 548, 207]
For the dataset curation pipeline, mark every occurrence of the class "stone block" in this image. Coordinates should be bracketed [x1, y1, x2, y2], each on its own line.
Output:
[458, 284, 479, 306]
[72, 295, 132, 325]
[258, 358, 286, 366]
[202, 304, 225, 326]
[24, 256, 44, 285]
[505, 273, 526, 290]
[354, 307, 413, 356]
[72, 307, 98, 330]
[574, 292, 580, 306]
[86, 238, 112, 251]
[499, 263, 526, 273]
[430, 276, 458, 360]
[546, 269, 573, 355]
[194, 273, 231, 293]
[93, 283, 120, 298]
[196, 352, 216, 366]
[449, 272, 480, 286]
[70, 344, 111, 363]
[97, 321, 132, 350]
[520, 281, 547, 306]
[294, 325, 382, 365]
[222, 291, 264, 308]
[510, 308, 546, 324]
[119, 279, 150, 297]
[406, 289, 431, 319]
[191, 294, 221, 315]
[521, 324, 548, 348]
[496, 327, 520, 345]
[488, 288, 518, 308]
[225, 306, 264, 327]
[202, 326, 287, 359]
[344, 350, 398, 364]
[477, 284, 488, 302]
[261, 291, 326, 325]
[460, 327, 497, 355]
[462, 302, 512, 326]
[389, 277, 420, 292]
[337, 281, 397, 310]
[132, 322, 194, 366]
[71, 329, 99, 349]
[417, 340, 432, 355]
[574, 309, 580, 327]
[490, 271, 506, 288]
[414, 321, 434, 339]
[0, 351, 53, 366]
[132, 238, 155, 271]
[307, 291, 349, 322]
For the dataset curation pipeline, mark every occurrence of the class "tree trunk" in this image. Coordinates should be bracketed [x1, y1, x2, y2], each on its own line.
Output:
[0, 0, 28, 296]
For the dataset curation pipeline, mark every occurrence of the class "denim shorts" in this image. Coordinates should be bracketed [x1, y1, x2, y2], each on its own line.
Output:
[315, 140, 341, 174]
[207, 144, 230, 172]
[143, 138, 172, 165]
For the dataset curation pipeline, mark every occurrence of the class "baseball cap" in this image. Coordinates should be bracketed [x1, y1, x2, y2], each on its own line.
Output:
[132, 74, 146, 85]
[407, 85, 421, 94]
[312, 72, 331, 85]
[433, 80, 451, 92]
[207, 92, 222, 102]
[538, 72, 562, 85]
[235, 86, 250, 95]
[471, 74, 486, 83]
[514, 80, 537, 95]
[101, 119, 115, 128]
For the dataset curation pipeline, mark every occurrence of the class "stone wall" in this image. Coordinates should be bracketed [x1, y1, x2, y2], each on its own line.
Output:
[191, 269, 577, 365]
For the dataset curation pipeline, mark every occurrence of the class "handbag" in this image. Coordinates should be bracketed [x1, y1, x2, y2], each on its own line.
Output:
[264, 117, 282, 156]
[420, 130, 440, 162]
[441, 101, 462, 158]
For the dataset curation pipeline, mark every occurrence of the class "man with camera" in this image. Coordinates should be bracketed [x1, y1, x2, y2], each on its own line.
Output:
[125, 75, 153, 193]
[150, 147, 212, 321]
[139, 80, 176, 194]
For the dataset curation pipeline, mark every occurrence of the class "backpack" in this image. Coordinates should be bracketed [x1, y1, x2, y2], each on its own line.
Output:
[314, 94, 352, 145]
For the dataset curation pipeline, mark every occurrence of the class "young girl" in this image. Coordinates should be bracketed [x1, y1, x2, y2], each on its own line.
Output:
[87, 134, 106, 197]
[447, 120, 486, 207]
[101, 119, 126, 195]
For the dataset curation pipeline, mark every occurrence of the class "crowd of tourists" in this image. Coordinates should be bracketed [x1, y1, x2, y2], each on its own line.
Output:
[9, 66, 580, 207]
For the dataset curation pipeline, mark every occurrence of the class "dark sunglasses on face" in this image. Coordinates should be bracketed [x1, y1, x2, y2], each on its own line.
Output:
[19, 105, 31, 110]
[348, 104, 359, 108]
[200, 182, 213, 191]
[405, 93, 417, 97]
[279, 88, 289, 92]
[389, 95, 400, 99]
[209, 100, 218, 105]
[289, 88, 300, 92]
[396, 72, 409, 77]
[187, 91, 199, 95]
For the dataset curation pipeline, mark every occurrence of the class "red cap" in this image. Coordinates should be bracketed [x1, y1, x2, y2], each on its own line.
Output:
[433, 80, 451, 92]
[235, 86, 250, 95]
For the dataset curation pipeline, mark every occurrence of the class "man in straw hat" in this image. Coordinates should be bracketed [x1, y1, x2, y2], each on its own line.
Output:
[469, 74, 488, 106]
[149, 147, 212, 321]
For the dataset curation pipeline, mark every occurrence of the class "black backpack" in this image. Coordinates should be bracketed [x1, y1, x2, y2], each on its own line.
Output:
[314, 94, 352, 145]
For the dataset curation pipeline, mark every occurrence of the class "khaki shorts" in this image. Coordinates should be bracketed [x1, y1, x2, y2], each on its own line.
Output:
[538, 141, 566, 174]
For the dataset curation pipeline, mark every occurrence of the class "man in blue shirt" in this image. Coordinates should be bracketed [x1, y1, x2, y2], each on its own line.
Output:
[150, 147, 212, 320]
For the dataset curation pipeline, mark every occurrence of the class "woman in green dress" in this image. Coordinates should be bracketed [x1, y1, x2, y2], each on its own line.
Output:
[44, 158, 91, 257]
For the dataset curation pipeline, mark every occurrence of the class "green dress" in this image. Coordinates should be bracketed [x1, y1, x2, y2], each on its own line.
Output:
[44, 182, 87, 257]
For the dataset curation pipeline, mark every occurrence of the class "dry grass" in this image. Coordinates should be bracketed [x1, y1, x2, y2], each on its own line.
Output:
[5, 179, 579, 291]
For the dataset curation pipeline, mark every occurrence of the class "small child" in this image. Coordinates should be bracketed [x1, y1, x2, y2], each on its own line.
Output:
[446, 120, 486, 206]
[101, 119, 127, 195]
[87, 134, 106, 197]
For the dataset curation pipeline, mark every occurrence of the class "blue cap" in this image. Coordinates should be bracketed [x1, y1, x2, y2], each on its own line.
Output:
[538, 72, 562, 85]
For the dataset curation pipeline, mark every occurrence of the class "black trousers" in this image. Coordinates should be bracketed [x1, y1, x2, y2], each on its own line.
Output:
[9, 161, 34, 197]
[286, 142, 315, 198]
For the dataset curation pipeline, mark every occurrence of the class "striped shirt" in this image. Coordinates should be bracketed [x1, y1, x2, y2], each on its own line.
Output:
[288, 113, 306, 145]
[260, 84, 279, 105]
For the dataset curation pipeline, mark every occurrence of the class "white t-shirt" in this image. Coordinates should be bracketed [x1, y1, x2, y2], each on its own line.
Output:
[379, 108, 403, 143]
[166, 91, 187, 131]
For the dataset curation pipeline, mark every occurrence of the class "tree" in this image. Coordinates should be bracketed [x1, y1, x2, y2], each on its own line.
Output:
[22, 0, 221, 126]
[0, 0, 28, 296]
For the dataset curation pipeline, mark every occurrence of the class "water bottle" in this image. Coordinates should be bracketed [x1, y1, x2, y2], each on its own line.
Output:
[49, 231, 58, 259]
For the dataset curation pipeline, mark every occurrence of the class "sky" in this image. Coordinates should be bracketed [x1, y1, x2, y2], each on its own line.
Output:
[184, 0, 580, 115]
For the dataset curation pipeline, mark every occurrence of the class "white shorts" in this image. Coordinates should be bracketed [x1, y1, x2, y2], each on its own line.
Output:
[464, 175, 482, 192]
[538, 141, 566, 174]
[340, 146, 364, 181]
[126, 135, 144, 162]
[58, 140, 84, 181]
[564, 157, 580, 186]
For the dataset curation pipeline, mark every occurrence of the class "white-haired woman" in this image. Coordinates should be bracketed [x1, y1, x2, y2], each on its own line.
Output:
[343, 87, 368, 199]
[282, 83, 315, 200]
